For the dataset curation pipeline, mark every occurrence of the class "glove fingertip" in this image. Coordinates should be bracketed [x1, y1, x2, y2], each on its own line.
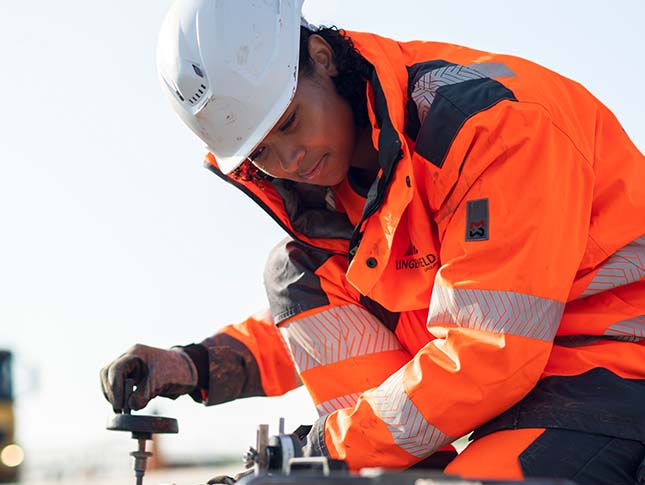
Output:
[129, 390, 148, 411]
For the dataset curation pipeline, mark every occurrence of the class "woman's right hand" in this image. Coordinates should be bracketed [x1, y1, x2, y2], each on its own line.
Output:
[100, 344, 198, 413]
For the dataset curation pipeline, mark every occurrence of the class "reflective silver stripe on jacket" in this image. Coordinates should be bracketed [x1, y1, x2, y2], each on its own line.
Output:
[579, 235, 645, 299]
[365, 366, 455, 458]
[316, 393, 361, 417]
[428, 286, 564, 341]
[280, 304, 403, 373]
[412, 62, 515, 124]
[605, 315, 645, 339]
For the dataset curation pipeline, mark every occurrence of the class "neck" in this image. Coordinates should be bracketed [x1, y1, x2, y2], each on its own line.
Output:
[349, 125, 379, 181]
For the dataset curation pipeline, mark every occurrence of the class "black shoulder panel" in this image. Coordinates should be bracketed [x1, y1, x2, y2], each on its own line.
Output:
[417, 78, 516, 168]
[407, 61, 517, 168]
[405, 60, 452, 141]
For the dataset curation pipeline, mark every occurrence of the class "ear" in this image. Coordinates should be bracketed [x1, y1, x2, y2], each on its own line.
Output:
[307, 34, 338, 76]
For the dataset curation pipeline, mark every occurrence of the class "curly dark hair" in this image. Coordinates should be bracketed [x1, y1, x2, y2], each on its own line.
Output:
[298, 26, 372, 128]
[231, 25, 373, 184]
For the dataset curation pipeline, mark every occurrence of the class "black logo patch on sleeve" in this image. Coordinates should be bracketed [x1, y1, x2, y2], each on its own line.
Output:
[466, 198, 489, 241]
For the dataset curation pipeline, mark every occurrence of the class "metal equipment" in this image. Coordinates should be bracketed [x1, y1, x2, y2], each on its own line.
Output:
[106, 379, 178, 485]
[225, 420, 575, 485]
[104, 411, 577, 484]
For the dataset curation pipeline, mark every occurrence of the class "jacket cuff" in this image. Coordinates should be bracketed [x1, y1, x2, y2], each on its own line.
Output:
[178, 343, 210, 403]
[302, 415, 330, 458]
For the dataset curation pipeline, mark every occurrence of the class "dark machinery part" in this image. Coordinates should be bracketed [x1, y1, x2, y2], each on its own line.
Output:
[266, 433, 305, 474]
[236, 419, 348, 483]
[105, 379, 178, 485]
[243, 420, 305, 475]
[103, 409, 578, 485]
[235, 421, 575, 485]
[239, 470, 578, 485]
[208, 476, 238, 485]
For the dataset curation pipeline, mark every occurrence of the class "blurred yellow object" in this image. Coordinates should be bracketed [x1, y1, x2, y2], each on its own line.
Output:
[0, 351, 18, 482]
[0, 444, 23, 468]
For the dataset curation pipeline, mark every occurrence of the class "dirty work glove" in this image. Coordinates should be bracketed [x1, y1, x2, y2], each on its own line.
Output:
[100, 344, 198, 413]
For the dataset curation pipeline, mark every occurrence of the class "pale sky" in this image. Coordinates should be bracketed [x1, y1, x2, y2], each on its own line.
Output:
[1, 0, 643, 476]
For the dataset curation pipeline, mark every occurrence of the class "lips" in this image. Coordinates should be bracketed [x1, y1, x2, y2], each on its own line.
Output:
[299, 154, 327, 180]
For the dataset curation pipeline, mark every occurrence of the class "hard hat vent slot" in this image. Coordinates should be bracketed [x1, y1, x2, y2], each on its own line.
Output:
[188, 84, 208, 105]
[192, 64, 204, 78]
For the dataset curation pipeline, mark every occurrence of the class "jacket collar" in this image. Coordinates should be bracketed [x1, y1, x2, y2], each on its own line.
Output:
[205, 32, 415, 292]
[343, 32, 416, 293]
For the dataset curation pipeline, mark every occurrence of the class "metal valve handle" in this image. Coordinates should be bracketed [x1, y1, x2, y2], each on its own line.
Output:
[106, 378, 178, 485]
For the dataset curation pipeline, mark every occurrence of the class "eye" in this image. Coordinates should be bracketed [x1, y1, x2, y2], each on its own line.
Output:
[248, 146, 266, 162]
[279, 110, 297, 132]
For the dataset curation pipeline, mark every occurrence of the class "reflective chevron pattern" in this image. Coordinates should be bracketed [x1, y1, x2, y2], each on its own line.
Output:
[469, 62, 516, 79]
[580, 236, 645, 299]
[280, 304, 402, 372]
[316, 392, 361, 416]
[605, 315, 645, 339]
[411, 62, 515, 124]
[412, 65, 485, 123]
[427, 286, 564, 341]
[366, 367, 455, 458]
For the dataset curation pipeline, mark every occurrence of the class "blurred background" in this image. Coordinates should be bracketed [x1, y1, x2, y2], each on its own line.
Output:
[0, 0, 643, 483]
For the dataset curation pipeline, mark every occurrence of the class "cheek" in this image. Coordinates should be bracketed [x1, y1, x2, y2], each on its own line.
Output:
[323, 100, 356, 155]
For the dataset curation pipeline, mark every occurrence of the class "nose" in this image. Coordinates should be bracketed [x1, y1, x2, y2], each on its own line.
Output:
[274, 140, 305, 174]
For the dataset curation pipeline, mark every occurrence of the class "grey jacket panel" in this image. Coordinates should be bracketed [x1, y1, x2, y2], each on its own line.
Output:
[264, 238, 335, 324]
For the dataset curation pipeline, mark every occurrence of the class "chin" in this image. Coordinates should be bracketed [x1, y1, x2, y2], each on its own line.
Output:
[299, 156, 350, 186]
[318, 164, 349, 187]
[314, 173, 345, 187]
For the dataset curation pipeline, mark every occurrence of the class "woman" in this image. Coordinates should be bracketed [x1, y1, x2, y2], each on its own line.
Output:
[101, 0, 645, 482]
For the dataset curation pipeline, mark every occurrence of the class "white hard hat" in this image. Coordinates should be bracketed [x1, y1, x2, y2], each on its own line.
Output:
[157, 0, 304, 173]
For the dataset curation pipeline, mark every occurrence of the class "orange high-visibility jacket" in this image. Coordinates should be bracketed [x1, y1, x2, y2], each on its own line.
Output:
[199, 32, 645, 470]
